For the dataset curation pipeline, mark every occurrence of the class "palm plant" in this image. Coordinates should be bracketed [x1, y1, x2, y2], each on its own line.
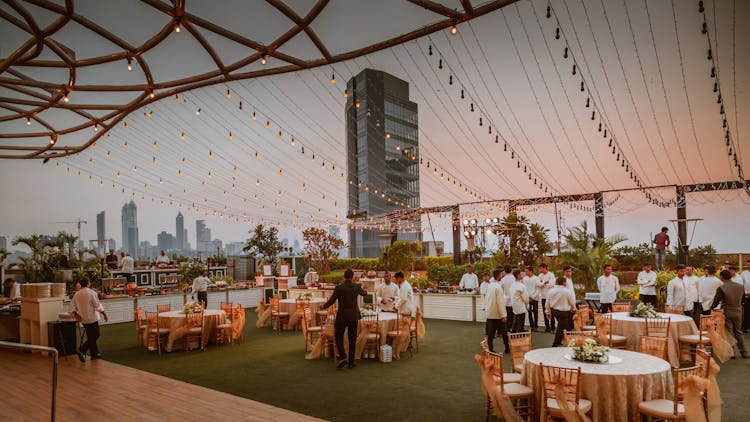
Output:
[559, 222, 627, 291]
[12, 234, 65, 283]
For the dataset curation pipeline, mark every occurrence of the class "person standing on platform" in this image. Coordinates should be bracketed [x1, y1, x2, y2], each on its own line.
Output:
[597, 264, 620, 313]
[395, 272, 415, 316]
[546, 277, 576, 347]
[699, 265, 722, 316]
[684, 266, 701, 325]
[321, 269, 367, 369]
[70, 278, 108, 362]
[191, 270, 210, 308]
[510, 269, 529, 333]
[538, 264, 556, 332]
[667, 264, 692, 316]
[652, 227, 670, 270]
[500, 265, 516, 331]
[523, 266, 542, 331]
[121, 252, 134, 283]
[710, 270, 748, 358]
[375, 276, 399, 312]
[637, 263, 658, 306]
[459, 265, 479, 294]
[485, 269, 508, 353]
[741, 260, 750, 333]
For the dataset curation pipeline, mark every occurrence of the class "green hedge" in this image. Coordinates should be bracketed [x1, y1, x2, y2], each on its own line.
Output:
[329, 258, 381, 271]
[427, 261, 497, 285]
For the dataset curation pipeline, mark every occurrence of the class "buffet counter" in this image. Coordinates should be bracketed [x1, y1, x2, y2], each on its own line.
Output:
[84, 286, 271, 325]
[419, 293, 480, 322]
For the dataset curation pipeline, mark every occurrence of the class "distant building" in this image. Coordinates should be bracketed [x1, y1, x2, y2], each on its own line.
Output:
[292, 239, 300, 253]
[421, 241, 445, 257]
[346, 68, 421, 258]
[210, 239, 223, 256]
[107, 239, 116, 252]
[0, 236, 6, 251]
[224, 241, 246, 256]
[196, 220, 211, 256]
[157, 231, 175, 252]
[96, 211, 106, 254]
[139, 241, 156, 260]
[121, 200, 139, 256]
[175, 212, 185, 251]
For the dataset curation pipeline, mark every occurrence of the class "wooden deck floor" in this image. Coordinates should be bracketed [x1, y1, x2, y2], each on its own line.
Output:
[2, 350, 326, 421]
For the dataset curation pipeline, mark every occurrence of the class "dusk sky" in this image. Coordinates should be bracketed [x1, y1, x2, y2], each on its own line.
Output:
[1, 0, 748, 253]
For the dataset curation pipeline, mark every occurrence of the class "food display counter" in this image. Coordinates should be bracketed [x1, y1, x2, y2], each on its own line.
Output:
[420, 293, 480, 322]
[110, 266, 227, 292]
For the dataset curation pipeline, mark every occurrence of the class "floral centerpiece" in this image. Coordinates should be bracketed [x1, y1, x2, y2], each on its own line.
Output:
[629, 302, 658, 318]
[569, 338, 609, 363]
[360, 305, 376, 317]
[183, 301, 202, 314]
[299, 292, 313, 300]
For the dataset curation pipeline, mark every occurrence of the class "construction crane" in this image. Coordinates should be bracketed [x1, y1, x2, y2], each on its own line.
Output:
[49, 219, 88, 248]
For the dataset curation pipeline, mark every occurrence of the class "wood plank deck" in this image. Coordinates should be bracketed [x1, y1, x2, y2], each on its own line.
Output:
[2, 350, 326, 421]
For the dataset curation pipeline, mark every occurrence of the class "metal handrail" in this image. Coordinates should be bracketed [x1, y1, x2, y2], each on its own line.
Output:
[0, 341, 58, 422]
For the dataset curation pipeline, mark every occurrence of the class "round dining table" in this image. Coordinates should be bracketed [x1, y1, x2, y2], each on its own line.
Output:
[279, 298, 327, 330]
[521, 347, 672, 422]
[609, 312, 697, 366]
[157, 309, 226, 352]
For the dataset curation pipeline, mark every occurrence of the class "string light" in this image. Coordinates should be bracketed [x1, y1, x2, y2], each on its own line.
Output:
[260, 55, 267, 65]
[63, 93, 69, 103]
[180, 132, 185, 140]
[450, 21, 458, 35]
[127, 58, 132, 71]
[330, 73, 335, 84]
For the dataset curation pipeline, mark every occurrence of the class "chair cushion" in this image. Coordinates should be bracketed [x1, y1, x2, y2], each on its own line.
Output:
[514, 363, 524, 373]
[307, 326, 321, 332]
[606, 334, 627, 343]
[386, 330, 400, 337]
[186, 327, 202, 334]
[583, 325, 596, 331]
[638, 399, 684, 418]
[493, 372, 523, 384]
[272, 311, 290, 316]
[366, 333, 380, 339]
[216, 323, 232, 329]
[149, 327, 170, 334]
[547, 398, 593, 414]
[679, 334, 711, 344]
[502, 382, 534, 397]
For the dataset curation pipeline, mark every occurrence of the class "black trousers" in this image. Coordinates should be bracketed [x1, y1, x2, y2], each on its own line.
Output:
[600, 303, 613, 314]
[80, 321, 101, 357]
[692, 302, 702, 327]
[542, 299, 556, 329]
[511, 313, 526, 333]
[197, 291, 208, 307]
[486, 318, 509, 353]
[639, 294, 657, 306]
[551, 310, 573, 347]
[743, 296, 750, 332]
[505, 307, 515, 332]
[528, 300, 538, 330]
[335, 320, 358, 363]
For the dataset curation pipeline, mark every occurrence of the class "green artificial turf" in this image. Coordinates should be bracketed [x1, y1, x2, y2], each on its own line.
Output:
[98, 310, 749, 421]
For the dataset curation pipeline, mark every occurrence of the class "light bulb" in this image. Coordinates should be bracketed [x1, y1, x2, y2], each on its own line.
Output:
[450, 24, 458, 35]
[175, 24, 180, 32]
[63, 93, 69, 103]
[149, 91, 155, 99]
[343, 89, 348, 98]
[265, 121, 270, 129]
[26, 117, 31, 126]
[195, 108, 201, 116]
[152, 141, 157, 148]
[180, 132, 185, 140]
[209, 151, 213, 159]
[93, 123, 99, 132]
[331, 74, 335, 84]
[226, 89, 231, 99]
[228, 131, 233, 140]
[252, 111, 256, 120]
[127, 58, 132, 71]
[260, 55, 267, 65]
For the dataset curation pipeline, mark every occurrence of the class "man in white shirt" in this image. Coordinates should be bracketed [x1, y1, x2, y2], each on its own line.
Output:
[499, 265, 516, 331]
[562, 266, 577, 296]
[70, 278, 108, 362]
[3, 278, 21, 300]
[523, 266, 542, 331]
[479, 272, 491, 296]
[395, 272, 415, 316]
[191, 270, 210, 307]
[459, 265, 479, 294]
[303, 267, 319, 287]
[376, 277, 400, 312]
[597, 264, 620, 314]
[121, 253, 135, 283]
[509, 269, 529, 333]
[538, 263, 556, 332]
[667, 264, 692, 316]
[684, 266, 701, 325]
[699, 265, 722, 316]
[545, 276, 576, 347]
[485, 269, 508, 353]
[156, 250, 170, 265]
[636, 263, 658, 306]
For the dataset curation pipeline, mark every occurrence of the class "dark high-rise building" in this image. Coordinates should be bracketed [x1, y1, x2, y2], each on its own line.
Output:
[176, 212, 185, 251]
[121, 200, 139, 255]
[346, 69, 421, 258]
[96, 211, 106, 254]
[157, 231, 175, 252]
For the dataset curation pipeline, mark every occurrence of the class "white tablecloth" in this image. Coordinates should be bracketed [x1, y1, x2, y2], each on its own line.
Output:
[610, 312, 697, 366]
[521, 347, 672, 421]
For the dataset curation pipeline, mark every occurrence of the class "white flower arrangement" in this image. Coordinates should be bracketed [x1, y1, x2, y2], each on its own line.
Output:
[360, 305, 376, 317]
[183, 301, 203, 314]
[629, 302, 658, 318]
[569, 338, 609, 363]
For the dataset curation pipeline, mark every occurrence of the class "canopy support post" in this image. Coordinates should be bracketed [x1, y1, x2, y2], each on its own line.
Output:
[676, 186, 688, 265]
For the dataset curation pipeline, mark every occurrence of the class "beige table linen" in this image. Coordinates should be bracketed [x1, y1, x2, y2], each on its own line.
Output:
[305, 312, 405, 360]
[521, 347, 672, 422]
[610, 312, 697, 366]
[143, 310, 226, 351]
[279, 298, 326, 330]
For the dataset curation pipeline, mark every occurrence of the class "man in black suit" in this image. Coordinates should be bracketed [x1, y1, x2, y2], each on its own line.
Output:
[322, 269, 367, 369]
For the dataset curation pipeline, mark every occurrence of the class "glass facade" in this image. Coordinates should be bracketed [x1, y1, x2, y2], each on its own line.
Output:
[346, 69, 421, 258]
